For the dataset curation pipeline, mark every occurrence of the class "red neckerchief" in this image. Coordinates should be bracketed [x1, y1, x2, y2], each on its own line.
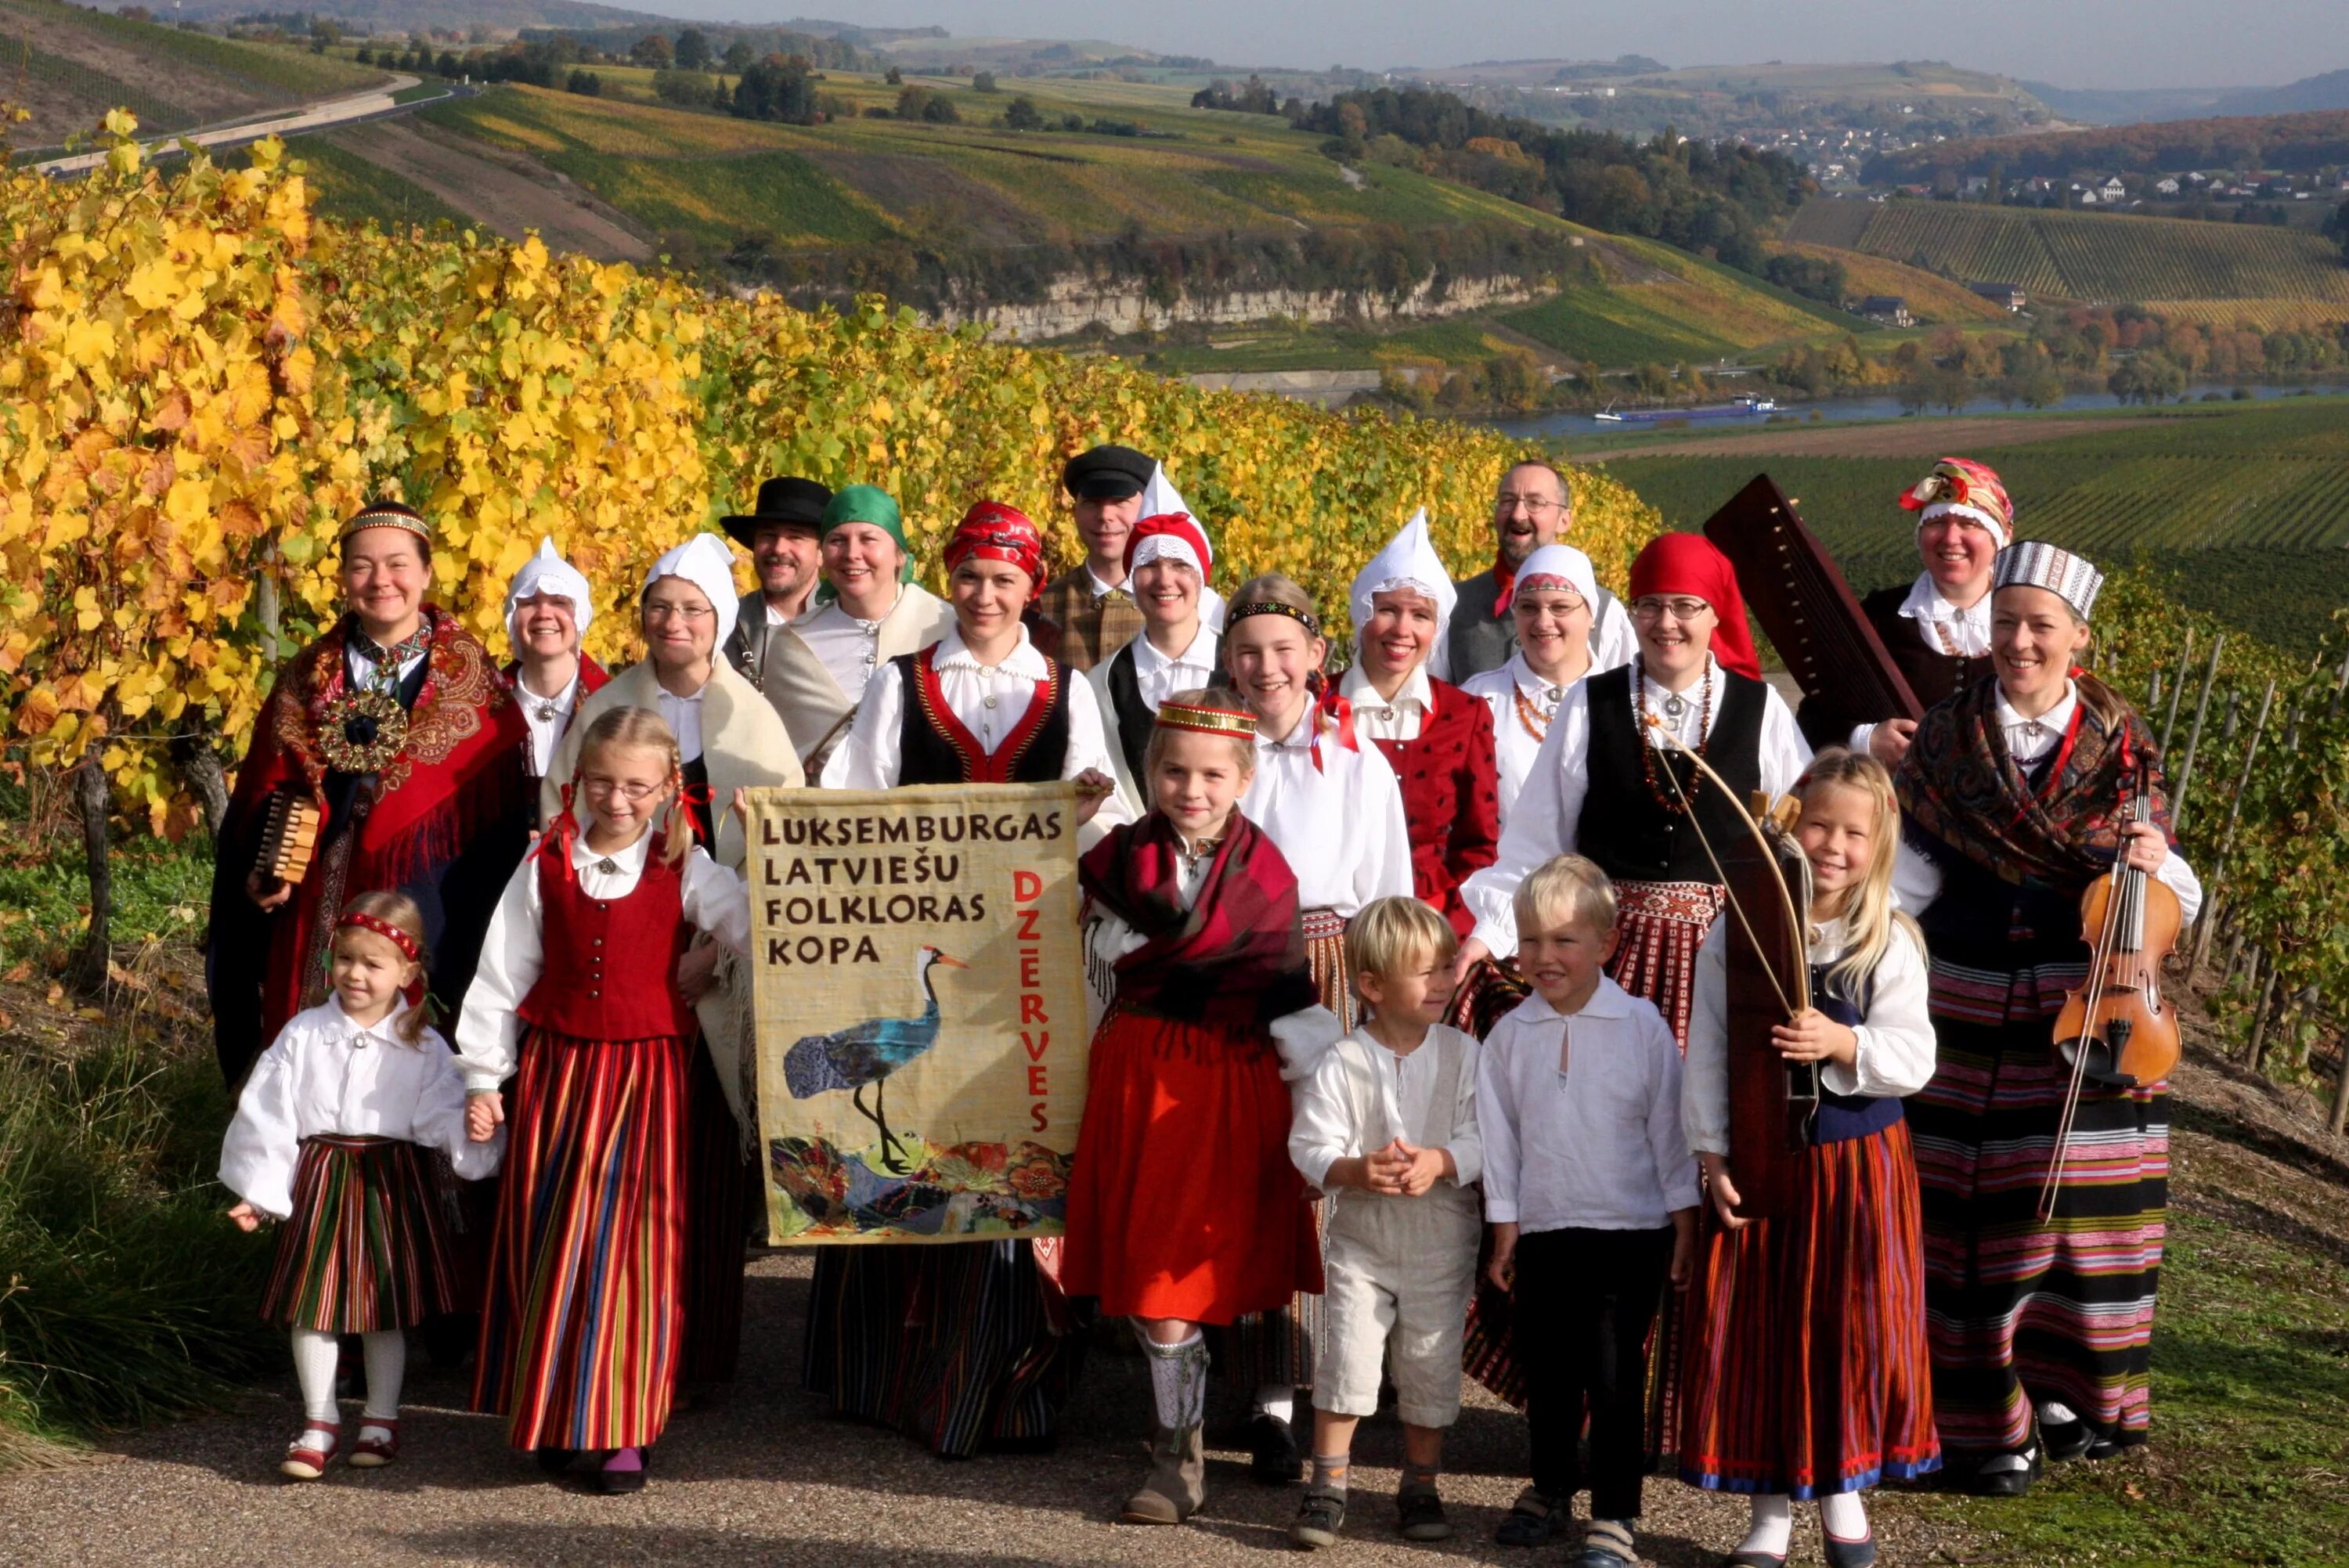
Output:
[1492, 552, 1519, 616]
[1303, 675, 1358, 773]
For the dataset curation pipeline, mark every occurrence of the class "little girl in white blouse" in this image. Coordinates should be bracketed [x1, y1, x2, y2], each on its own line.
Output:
[220, 890, 500, 1480]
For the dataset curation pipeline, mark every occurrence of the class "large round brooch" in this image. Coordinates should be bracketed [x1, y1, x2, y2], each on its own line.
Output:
[320, 688, 410, 774]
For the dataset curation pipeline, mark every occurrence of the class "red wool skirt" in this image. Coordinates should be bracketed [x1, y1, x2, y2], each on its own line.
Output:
[1062, 1003, 1323, 1324]
[1677, 1121, 1941, 1498]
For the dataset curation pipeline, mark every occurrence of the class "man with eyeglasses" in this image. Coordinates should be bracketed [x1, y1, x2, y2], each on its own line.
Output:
[1442, 461, 1631, 683]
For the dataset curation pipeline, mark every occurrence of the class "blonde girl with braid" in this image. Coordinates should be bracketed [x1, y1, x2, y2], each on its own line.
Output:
[453, 705, 752, 1494]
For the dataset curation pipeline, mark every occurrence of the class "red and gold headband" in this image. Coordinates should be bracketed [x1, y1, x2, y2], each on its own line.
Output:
[1155, 699, 1258, 738]
[337, 910, 422, 964]
[1225, 600, 1321, 637]
[338, 500, 431, 546]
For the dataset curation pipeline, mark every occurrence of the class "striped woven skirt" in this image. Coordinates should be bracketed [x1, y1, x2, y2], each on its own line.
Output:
[1908, 988, 2167, 1455]
[678, 1039, 756, 1386]
[1677, 1121, 1941, 1497]
[471, 1027, 688, 1452]
[260, 1134, 456, 1334]
[1211, 908, 1348, 1391]
[801, 1240, 1082, 1458]
[1607, 878, 1727, 1051]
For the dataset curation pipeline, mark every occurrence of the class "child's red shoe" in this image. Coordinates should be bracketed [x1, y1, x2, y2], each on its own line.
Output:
[348, 1420, 399, 1469]
[281, 1422, 341, 1480]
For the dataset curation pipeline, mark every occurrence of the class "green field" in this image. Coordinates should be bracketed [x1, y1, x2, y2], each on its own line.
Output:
[1784, 197, 2349, 312]
[1600, 398, 2349, 652]
[285, 133, 473, 232]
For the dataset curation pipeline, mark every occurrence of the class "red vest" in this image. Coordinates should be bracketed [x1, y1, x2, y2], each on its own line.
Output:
[517, 837, 696, 1042]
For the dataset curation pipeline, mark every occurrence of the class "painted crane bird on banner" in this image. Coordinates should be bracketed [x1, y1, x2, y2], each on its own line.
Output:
[782, 945, 967, 1174]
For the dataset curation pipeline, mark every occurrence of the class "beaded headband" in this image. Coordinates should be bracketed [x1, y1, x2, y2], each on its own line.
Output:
[338, 501, 431, 546]
[1155, 700, 1258, 738]
[337, 910, 422, 964]
[1225, 600, 1322, 637]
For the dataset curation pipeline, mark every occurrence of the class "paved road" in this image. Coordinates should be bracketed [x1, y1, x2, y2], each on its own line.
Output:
[0, 1250, 1983, 1568]
[34, 75, 434, 176]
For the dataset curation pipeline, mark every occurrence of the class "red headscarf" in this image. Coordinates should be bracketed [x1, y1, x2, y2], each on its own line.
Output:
[944, 501, 1046, 586]
[1628, 532, 1760, 679]
[1122, 511, 1214, 582]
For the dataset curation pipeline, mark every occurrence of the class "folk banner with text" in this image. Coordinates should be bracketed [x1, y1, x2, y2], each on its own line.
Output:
[745, 782, 1088, 1244]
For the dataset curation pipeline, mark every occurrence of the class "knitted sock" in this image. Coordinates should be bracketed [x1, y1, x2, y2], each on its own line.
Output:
[1141, 1332, 1208, 1430]
[1820, 1490, 1870, 1542]
[1400, 1460, 1439, 1495]
[290, 1328, 341, 1425]
[1309, 1453, 1351, 1498]
[1737, 1494, 1792, 1557]
[359, 1329, 406, 1425]
[1254, 1382, 1297, 1426]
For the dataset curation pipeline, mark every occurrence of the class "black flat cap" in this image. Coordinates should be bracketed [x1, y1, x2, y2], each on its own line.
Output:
[722, 477, 833, 546]
[1062, 444, 1154, 501]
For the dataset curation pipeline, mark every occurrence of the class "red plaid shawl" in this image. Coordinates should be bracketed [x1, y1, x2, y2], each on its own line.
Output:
[1896, 669, 2170, 896]
[1080, 810, 1316, 1029]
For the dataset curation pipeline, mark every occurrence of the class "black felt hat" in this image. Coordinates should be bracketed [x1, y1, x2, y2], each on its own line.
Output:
[1061, 444, 1155, 501]
[721, 477, 832, 547]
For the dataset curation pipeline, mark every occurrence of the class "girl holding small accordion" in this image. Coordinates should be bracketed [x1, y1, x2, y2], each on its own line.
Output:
[219, 892, 501, 1480]
[1679, 752, 1940, 1567]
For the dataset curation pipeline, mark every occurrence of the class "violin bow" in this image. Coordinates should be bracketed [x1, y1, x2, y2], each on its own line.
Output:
[1640, 713, 1811, 1018]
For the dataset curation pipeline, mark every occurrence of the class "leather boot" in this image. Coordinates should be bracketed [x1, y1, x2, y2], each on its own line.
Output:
[1120, 1425, 1205, 1524]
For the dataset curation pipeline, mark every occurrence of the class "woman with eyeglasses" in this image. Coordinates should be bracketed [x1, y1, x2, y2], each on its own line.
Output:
[1459, 542, 1636, 833]
[543, 534, 803, 1403]
[1460, 532, 1810, 1051]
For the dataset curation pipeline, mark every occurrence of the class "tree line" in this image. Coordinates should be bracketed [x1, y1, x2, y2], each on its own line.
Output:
[1870, 109, 2349, 183]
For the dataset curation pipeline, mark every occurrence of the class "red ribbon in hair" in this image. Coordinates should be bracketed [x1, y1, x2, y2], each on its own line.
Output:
[1627, 532, 1760, 679]
[677, 780, 714, 846]
[537, 780, 586, 883]
[1306, 673, 1358, 773]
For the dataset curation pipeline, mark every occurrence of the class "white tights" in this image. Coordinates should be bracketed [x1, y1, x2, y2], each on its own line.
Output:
[1737, 1492, 1870, 1557]
[290, 1328, 406, 1426]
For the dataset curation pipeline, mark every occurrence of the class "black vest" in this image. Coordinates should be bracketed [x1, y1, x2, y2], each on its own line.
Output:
[1103, 641, 1153, 789]
[1579, 663, 1766, 883]
[1809, 962, 1902, 1144]
[892, 649, 1072, 787]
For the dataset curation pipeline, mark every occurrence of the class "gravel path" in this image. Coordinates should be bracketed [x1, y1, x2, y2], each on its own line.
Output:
[0, 1248, 1983, 1568]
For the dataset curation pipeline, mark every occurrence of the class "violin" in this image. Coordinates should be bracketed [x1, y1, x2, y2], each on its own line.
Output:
[2043, 759, 2180, 1217]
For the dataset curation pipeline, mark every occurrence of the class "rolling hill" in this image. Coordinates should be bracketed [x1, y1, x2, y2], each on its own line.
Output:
[0, 0, 385, 146]
[1782, 197, 2349, 316]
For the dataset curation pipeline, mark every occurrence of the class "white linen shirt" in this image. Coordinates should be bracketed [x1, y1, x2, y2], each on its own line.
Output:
[1892, 678, 2203, 919]
[1683, 914, 1937, 1157]
[1239, 714, 1414, 917]
[793, 597, 894, 709]
[1849, 573, 1992, 752]
[1340, 661, 1434, 743]
[1132, 625, 1221, 712]
[1462, 652, 1571, 829]
[1462, 655, 1813, 956]
[219, 998, 497, 1220]
[454, 821, 752, 1093]
[1477, 978, 1701, 1233]
[514, 669, 581, 776]
[1290, 1024, 1483, 1191]
[651, 682, 707, 763]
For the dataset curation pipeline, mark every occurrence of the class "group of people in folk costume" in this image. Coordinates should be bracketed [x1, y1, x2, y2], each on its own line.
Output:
[205, 438, 2192, 1566]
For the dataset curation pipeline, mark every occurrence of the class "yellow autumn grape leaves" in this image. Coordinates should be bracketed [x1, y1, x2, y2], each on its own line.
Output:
[0, 115, 1655, 832]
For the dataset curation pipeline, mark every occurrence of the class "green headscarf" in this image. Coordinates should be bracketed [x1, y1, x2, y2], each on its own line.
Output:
[818, 485, 915, 586]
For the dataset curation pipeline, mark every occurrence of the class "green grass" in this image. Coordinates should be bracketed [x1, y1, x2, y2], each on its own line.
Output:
[0, 0, 381, 102]
[1598, 397, 2349, 654]
[1786, 198, 2349, 309]
[1896, 1206, 2349, 1566]
[0, 835, 210, 971]
[287, 133, 472, 233]
[543, 148, 897, 247]
[1505, 281, 1747, 364]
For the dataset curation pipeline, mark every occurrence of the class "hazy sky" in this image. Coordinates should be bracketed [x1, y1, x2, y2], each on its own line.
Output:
[663, 1, 2341, 90]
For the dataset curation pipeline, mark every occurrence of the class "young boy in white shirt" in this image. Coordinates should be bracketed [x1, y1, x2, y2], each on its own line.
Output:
[1478, 856, 1699, 1568]
[1286, 896, 1483, 1550]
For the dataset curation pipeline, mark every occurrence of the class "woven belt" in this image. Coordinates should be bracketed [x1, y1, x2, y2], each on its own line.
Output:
[1301, 907, 1347, 942]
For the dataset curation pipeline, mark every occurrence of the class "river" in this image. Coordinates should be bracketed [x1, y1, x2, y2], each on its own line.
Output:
[1484, 382, 2349, 439]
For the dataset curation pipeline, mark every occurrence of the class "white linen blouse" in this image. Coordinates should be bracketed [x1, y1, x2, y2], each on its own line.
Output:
[513, 669, 582, 777]
[1238, 712, 1414, 917]
[1461, 654, 1813, 956]
[453, 820, 752, 1093]
[1682, 913, 1938, 1158]
[218, 997, 497, 1220]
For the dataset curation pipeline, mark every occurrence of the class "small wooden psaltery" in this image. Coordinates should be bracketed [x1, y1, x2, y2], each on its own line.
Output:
[1702, 472, 1924, 730]
[255, 789, 323, 888]
[1719, 800, 1816, 1222]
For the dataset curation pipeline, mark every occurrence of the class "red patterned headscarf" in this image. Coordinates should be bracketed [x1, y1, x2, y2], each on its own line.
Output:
[1899, 456, 2012, 547]
[944, 501, 1046, 586]
[1628, 532, 1759, 679]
